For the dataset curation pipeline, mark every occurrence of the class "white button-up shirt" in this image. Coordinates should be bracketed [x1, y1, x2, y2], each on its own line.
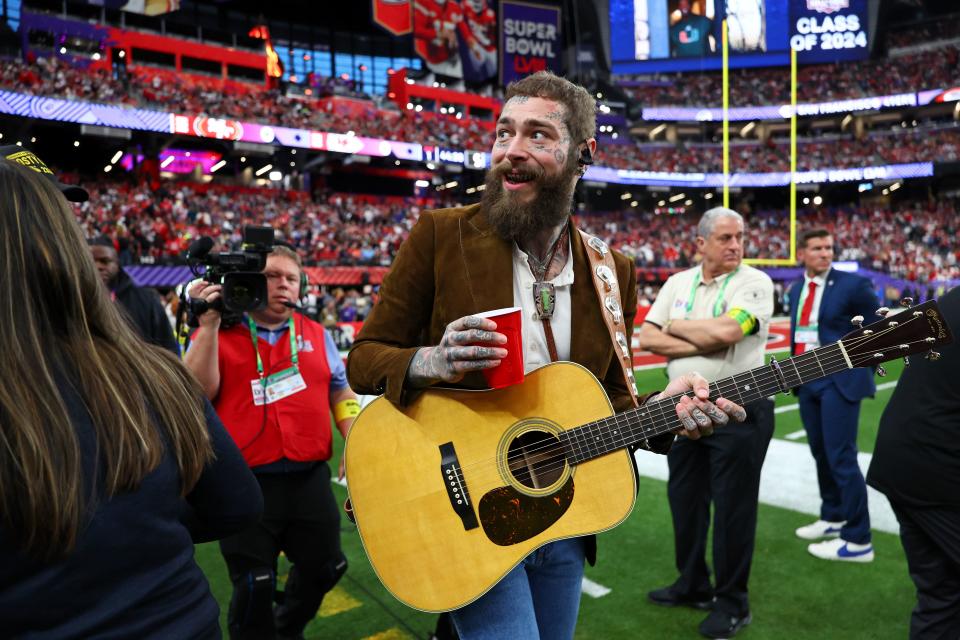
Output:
[511, 238, 575, 373]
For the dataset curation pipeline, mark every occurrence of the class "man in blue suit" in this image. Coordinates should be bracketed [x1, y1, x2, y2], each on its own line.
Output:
[788, 228, 879, 562]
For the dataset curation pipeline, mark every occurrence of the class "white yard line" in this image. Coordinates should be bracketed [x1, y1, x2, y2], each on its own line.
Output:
[773, 380, 900, 415]
[634, 440, 899, 534]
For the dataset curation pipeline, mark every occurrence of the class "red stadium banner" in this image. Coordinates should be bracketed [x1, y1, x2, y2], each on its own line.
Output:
[373, 0, 413, 36]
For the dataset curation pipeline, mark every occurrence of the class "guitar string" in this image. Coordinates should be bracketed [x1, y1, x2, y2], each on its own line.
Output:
[452, 318, 927, 480]
[452, 344, 908, 487]
[448, 316, 931, 482]
[453, 324, 906, 475]
[474, 334, 929, 484]
[558, 325, 927, 468]
[455, 346, 867, 481]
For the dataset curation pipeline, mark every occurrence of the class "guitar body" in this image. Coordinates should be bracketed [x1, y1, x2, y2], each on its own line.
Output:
[344, 361, 639, 612]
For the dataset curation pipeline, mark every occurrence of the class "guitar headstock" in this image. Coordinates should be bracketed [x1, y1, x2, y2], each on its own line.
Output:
[839, 299, 953, 369]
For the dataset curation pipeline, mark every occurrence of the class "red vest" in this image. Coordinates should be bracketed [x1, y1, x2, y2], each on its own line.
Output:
[213, 317, 333, 467]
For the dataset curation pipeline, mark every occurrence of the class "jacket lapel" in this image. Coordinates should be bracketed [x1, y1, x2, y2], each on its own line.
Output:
[818, 269, 837, 324]
[459, 205, 514, 314]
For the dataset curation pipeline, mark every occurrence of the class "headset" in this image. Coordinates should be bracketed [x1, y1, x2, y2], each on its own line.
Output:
[273, 240, 310, 300]
[298, 270, 309, 300]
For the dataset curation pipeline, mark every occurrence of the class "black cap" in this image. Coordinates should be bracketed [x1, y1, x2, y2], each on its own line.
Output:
[0, 145, 89, 202]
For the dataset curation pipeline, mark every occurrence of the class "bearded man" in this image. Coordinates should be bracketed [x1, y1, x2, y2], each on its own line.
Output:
[347, 71, 746, 640]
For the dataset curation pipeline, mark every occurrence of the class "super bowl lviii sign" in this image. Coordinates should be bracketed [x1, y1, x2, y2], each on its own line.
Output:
[499, 0, 562, 84]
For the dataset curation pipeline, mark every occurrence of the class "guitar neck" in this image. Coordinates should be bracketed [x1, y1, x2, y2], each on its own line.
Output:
[560, 342, 851, 465]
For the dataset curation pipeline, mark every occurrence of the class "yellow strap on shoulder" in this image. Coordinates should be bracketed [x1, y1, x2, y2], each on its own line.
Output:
[725, 307, 758, 336]
[333, 398, 361, 422]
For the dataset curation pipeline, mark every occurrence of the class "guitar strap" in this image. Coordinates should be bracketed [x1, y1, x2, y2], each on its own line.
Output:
[577, 229, 642, 409]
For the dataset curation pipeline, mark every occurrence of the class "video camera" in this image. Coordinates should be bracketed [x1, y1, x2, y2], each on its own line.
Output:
[187, 225, 275, 314]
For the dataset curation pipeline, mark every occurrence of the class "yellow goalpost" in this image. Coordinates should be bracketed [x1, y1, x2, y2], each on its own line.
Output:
[719, 19, 798, 267]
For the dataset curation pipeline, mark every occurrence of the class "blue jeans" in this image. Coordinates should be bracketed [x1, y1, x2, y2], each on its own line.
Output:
[450, 537, 586, 640]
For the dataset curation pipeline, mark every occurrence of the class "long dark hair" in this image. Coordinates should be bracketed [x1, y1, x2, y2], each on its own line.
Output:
[0, 161, 213, 560]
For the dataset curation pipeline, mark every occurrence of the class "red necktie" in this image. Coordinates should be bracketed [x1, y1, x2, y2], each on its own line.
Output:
[795, 281, 817, 354]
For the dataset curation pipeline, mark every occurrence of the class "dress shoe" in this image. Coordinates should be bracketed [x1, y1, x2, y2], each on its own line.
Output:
[698, 609, 752, 639]
[647, 585, 714, 610]
[795, 519, 845, 540]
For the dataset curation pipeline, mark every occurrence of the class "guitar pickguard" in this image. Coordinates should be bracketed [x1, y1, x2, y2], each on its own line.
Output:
[478, 478, 575, 546]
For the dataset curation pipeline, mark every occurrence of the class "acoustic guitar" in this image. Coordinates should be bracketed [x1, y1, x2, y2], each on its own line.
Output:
[344, 299, 952, 612]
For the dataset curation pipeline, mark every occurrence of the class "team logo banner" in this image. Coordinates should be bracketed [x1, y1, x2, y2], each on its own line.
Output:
[373, 0, 412, 36]
[499, 0, 561, 85]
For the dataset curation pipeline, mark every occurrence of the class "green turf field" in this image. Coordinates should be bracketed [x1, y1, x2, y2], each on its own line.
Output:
[196, 358, 914, 639]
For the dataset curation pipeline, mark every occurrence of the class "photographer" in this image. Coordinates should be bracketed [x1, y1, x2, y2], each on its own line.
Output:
[184, 245, 357, 640]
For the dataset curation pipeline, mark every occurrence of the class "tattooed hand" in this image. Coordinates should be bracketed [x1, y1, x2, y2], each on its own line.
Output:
[406, 315, 509, 387]
[651, 371, 747, 440]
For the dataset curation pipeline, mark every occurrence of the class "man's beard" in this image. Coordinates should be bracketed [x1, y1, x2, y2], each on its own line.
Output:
[481, 158, 579, 242]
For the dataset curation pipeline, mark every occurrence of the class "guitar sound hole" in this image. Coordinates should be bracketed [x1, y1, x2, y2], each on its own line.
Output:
[506, 430, 565, 490]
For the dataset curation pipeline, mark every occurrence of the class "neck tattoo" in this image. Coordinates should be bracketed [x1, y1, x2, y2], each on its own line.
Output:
[525, 225, 568, 282]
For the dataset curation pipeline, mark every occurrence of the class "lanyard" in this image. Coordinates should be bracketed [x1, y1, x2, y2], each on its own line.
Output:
[686, 267, 738, 318]
[247, 316, 299, 382]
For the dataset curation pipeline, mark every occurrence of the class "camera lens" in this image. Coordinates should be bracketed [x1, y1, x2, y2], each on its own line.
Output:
[222, 272, 268, 312]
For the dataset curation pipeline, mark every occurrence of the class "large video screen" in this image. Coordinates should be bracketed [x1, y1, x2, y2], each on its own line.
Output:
[611, 0, 869, 74]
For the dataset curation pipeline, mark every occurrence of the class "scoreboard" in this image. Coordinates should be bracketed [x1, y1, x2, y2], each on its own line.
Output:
[611, 0, 871, 75]
[790, 2, 868, 60]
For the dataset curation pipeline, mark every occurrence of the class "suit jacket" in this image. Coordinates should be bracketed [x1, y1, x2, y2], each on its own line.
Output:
[787, 268, 879, 402]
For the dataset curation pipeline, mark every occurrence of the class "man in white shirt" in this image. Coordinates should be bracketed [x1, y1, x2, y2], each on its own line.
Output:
[639, 207, 775, 640]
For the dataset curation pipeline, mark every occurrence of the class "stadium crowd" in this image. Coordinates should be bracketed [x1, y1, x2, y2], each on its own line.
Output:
[3, 52, 958, 172]
[618, 45, 960, 108]
[597, 126, 960, 172]
[0, 56, 490, 150]
[579, 198, 960, 284]
[886, 17, 960, 49]
[72, 180, 430, 269]
[72, 178, 960, 290]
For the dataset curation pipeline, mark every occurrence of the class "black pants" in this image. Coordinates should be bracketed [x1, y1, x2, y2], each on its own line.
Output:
[890, 502, 960, 639]
[220, 462, 346, 640]
[665, 398, 774, 617]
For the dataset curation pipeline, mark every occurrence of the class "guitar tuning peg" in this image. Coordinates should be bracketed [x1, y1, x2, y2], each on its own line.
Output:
[903, 356, 910, 367]
[876, 364, 887, 377]
[900, 297, 913, 307]
[926, 351, 942, 361]
[850, 315, 864, 328]
[876, 307, 890, 317]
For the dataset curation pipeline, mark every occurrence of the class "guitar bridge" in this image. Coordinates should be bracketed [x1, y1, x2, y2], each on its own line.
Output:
[439, 442, 479, 531]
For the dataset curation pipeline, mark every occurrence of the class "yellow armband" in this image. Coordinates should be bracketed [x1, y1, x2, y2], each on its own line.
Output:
[333, 398, 361, 422]
[726, 307, 758, 336]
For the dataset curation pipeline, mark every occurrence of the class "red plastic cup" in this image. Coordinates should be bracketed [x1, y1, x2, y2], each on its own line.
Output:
[474, 307, 524, 389]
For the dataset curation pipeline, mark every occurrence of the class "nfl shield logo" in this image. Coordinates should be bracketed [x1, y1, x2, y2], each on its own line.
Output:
[373, 0, 412, 35]
[805, 0, 850, 13]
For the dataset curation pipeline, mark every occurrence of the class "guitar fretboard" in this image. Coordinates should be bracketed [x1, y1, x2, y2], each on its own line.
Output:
[558, 343, 848, 465]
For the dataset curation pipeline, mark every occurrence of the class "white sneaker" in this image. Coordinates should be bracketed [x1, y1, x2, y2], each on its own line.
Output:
[807, 538, 874, 563]
[795, 519, 845, 540]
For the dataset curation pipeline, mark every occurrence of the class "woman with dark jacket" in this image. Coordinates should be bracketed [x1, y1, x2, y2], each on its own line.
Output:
[0, 157, 263, 638]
